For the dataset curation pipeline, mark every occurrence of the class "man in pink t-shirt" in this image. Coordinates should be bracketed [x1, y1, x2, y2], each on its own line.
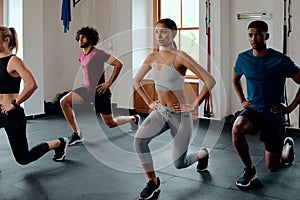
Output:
[60, 26, 140, 145]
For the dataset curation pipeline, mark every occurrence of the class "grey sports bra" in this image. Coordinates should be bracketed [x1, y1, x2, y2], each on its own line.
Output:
[151, 52, 184, 91]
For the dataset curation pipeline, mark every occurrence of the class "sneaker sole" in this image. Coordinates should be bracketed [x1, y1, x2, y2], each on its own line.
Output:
[283, 137, 295, 165]
[53, 155, 65, 162]
[139, 188, 160, 200]
[68, 138, 85, 146]
[197, 167, 208, 172]
[128, 129, 138, 134]
[283, 153, 295, 165]
[235, 174, 257, 187]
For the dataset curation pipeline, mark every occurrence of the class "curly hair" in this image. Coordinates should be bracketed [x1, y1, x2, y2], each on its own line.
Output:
[75, 26, 100, 46]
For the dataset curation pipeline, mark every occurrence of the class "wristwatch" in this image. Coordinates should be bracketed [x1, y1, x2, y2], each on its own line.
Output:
[11, 99, 19, 108]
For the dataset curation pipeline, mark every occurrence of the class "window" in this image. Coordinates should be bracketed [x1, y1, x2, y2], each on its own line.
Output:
[154, 0, 200, 67]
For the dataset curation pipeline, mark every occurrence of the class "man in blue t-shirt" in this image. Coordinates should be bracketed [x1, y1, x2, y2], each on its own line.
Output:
[232, 20, 300, 187]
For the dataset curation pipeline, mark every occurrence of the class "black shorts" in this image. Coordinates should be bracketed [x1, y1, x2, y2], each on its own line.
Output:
[239, 108, 285, 154]
[73, 87, 112, 115]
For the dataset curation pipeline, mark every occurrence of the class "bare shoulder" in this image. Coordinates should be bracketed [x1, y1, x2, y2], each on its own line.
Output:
[176, 50, 191, 60]
[8, 56, 26, 71]
[148, 52, 158, 60]
[9, 55, 23, 64]
[175, 50, 196, 67]
[144, 52, 158, 64]
[6, 56, 34, 79]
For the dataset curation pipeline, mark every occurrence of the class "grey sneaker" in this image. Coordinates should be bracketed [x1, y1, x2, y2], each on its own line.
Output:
[236, 167, 257, 187]
[68, 132, 84, 146]
[128, 114, 140, 133]
[53, 137, 68, 161]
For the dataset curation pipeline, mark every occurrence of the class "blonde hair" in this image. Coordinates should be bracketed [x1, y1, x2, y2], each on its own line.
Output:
[0, 26, 18, 54]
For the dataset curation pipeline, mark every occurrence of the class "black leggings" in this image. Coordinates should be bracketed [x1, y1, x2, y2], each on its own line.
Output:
[0, 106, 49, 165]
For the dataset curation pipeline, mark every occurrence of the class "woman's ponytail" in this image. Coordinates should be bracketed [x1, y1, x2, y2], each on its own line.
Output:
[9, 27, 18, 54]
[172, 41, 177, 49]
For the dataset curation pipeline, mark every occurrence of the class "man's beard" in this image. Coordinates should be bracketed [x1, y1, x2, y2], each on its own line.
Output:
[80, 42, 90, 48]
[253, 47, 265, 51]
[252, 44, 266, 51]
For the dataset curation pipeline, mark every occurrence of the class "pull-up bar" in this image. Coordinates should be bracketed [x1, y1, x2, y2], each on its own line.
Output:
[73, 0, 81, 7]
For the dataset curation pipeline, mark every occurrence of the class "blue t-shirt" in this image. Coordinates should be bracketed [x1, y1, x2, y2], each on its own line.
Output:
[234, 48, 300, 121]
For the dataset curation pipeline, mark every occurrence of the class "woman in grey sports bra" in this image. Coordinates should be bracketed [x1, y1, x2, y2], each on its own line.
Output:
[133, 18, 216, 200]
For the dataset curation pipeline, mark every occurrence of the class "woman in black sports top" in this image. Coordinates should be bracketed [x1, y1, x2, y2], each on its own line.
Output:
[0, 26, 68, 168]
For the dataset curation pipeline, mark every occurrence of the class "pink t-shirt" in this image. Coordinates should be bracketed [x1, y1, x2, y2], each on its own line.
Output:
[79, 47, 111, 92]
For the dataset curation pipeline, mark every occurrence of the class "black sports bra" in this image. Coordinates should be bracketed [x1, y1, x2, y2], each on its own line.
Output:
[0, 55, 21, 94]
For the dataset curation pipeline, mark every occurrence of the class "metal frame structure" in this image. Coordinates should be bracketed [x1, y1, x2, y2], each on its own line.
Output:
[204, 0, 213, 118]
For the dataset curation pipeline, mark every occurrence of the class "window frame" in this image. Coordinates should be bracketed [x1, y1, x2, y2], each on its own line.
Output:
[153, 0, 199, 78]
[154, 0, 200, 48]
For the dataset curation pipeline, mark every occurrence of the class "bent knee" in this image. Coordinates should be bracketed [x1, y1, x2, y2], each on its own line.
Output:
[232, 120, 251, 140]
[134, 137, 146, 147]
[266, 159, 281, 172]
[60, 97, 71, 108]
[232, 124, 244, 142]
[173, 163, 185, 169]
[104, 121, 117, 128]
[267, 164, 280, 172]
[173, 158, 187, 169]
[16, 158, 30, 165]
[134, 137, 149, 152]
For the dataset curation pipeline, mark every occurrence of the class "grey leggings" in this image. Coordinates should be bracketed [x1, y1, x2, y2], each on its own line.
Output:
[134, 104, 198, 169]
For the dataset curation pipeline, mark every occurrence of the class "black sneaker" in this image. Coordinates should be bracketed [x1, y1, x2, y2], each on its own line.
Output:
[283, 137, 295, 165]
[197, 148, 209, 172]
[236, 167, 257, 187]
[128, 114, 141, 133]
[68, 132, 84, 146]
[139, 177, 160, 200]
[53, 137, 68, 162]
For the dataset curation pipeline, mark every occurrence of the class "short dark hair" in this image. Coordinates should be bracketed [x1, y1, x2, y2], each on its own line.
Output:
[75, 26, 100, 46]
[248, 20, 268, 32]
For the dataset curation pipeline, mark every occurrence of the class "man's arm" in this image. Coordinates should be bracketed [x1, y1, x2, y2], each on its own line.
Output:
[105, 55, 123, 85]
[286, 87, 300, 113]
[287, 71, 300, 112]
[232, 71, 251, 107]
[270, 71, 300, 114]
[96, 55, 123, 94]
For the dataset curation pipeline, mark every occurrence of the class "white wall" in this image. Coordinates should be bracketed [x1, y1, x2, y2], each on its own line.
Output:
[5, 0, 44, 116]
[7, 0, 300, 124]
[283, 0, 300, 127]
[23, 0, 44, 116]
[132, 0, 153, 77]
[43, 0, 136, 109]
[43, 0, 82, 102]
[109, 0, 134, 108]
